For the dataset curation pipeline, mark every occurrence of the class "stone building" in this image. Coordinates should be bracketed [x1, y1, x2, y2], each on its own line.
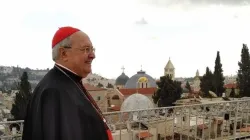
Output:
[83, 83, 109, 112]
[164, 58, 175, 80]
[193, 69, 201, 92]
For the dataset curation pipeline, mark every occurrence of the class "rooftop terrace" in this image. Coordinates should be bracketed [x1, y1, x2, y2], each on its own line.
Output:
[1, 99, 250, 140]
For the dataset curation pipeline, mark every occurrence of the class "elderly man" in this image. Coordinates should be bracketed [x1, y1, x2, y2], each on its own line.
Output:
[22, 26, 113, 140]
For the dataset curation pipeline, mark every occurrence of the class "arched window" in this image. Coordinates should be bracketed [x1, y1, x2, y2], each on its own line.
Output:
[112, 95, 120, 100]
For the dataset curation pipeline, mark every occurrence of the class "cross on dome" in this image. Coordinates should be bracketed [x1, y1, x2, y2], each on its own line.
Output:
[121, 66, 125, 73]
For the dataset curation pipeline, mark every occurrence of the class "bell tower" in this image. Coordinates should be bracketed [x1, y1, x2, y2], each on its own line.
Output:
[164, 57, 175, 80]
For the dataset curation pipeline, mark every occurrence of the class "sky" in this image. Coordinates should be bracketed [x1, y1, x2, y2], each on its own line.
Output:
[0, 0, 250, 79]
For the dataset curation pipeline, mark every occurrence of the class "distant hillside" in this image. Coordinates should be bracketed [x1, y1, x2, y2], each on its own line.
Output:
[0, 66, 115, 91]
[82, 73, 115, 88]
[0, 66, 49, 90]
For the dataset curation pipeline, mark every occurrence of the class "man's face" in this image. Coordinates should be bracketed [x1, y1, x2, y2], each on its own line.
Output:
[63, 31, 95, 77]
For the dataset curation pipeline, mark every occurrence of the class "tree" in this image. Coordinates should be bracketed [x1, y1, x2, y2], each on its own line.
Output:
[152, 75, 182, 107]
[174, 80, 182, 100]
[97, 82, 103, 88]
[230, 87, 236, 98]
[237, 44, 250, 97]
[152, 91, 159, 105]
[200, 67, 214, 97]
[185, 81, 191, 92]
[213, 51, 225, 96]
[11, 71, 32, 120]
[106, 83, 114, 88]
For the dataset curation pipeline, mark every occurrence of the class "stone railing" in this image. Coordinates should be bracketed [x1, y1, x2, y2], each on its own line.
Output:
[0, 120, 24, 140]
[1, 99, 250, 140]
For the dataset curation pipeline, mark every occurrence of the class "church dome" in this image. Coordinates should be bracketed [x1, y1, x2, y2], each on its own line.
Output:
[120, 93, 154, 111]
[138, 76, 148, 83]
[124, 70, 157, 89]
[115, 72, 129, 85]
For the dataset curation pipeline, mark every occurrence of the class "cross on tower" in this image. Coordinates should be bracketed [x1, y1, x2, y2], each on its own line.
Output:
[121, 66, 125, 73]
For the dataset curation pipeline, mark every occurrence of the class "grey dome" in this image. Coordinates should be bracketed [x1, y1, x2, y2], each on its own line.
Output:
[120, 93, 154, 111]
[124, 70, 157, 89]
[115, 72, 129, 85]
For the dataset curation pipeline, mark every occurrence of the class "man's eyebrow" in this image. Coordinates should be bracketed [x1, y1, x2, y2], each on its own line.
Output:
[79, 45, 94, 48]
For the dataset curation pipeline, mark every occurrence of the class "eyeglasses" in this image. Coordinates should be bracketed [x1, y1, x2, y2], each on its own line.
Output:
[64, 46, 95, 53]
[77, 47, 95, 53]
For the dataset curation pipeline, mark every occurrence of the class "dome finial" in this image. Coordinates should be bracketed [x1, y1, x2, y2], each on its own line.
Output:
[121, 66, 125, 73]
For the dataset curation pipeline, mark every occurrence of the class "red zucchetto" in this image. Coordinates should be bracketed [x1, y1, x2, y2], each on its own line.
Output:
[52, 26, 80, 48]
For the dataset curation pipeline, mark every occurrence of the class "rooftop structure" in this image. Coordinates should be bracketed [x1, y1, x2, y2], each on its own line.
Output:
[1, 99, 250, 139]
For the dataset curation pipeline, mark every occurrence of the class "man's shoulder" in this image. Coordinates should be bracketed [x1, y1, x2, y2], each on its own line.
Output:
[32, 68, 69, 96]
[36, 68, 68, 89]
[31, 81, 68, 106]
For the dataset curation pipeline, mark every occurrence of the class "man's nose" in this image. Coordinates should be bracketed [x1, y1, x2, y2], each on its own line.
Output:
[88, 52, 95, 59]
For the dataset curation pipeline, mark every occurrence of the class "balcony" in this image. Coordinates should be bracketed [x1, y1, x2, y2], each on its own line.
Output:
[1, 99, 250, 140]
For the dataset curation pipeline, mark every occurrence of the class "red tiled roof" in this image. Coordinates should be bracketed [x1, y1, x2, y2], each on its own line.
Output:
[224, 83, 237, 89]
[109, 106, 120, 111]
[197, 124, 208, 130]
[136, 132, 153, 138]
[118, 87, 157, 96]
[83, 83, 107, 91]
[239, 127, 250, 132]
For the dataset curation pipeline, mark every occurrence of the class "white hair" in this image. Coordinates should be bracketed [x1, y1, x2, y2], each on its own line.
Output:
[52, 37, 71, 61]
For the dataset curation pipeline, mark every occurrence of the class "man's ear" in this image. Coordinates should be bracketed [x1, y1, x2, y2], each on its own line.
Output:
[59, 47, 68, 61]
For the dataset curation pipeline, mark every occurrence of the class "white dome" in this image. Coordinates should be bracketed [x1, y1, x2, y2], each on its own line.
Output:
[121, 93, 154, 111]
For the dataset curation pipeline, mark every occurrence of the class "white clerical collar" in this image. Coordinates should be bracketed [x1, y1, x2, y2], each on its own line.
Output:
[55, 63, 80, 76]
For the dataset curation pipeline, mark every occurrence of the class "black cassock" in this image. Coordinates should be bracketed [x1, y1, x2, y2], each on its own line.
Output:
[22, 64, 110, 140]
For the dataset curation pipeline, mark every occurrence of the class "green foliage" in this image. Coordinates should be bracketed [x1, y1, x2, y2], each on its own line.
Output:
[213, 51, 225, 96]
[152, 75, 182, 107]
[106, 83, 114, 88]
[11, 72, 32, 120]
[97, 82, 103, 88]
[237, 44, 250, 97]
[185, 81, 191, 92]
[200, 51, 225, 97]
[230, 88, 236, 98]
[200, 67, 214, 97]
[152, 91, 159, 104]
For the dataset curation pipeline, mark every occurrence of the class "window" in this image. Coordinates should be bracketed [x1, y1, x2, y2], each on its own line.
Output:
[107, 99, 111, 107]
[97, 96, 101, 100]
[112, 95, 120, 100]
